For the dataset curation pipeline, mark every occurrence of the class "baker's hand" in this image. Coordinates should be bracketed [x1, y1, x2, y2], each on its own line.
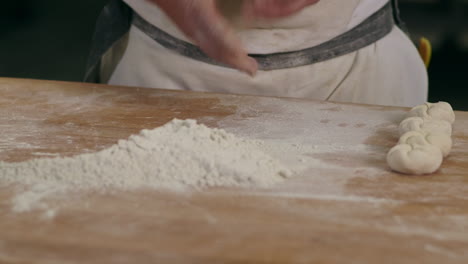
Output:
[242, 0, 320, 19]
[148, 0, 319, 76]
[148, 0, 258, 76]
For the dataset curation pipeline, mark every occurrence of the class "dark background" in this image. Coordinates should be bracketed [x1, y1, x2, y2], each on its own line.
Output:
[1, 0, 467, 110]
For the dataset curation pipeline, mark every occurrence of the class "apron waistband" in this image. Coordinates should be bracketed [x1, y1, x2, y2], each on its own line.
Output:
[132, 2, 395, 71]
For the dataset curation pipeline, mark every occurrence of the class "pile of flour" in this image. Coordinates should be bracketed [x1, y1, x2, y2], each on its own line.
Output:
[0, 119, 292, 212]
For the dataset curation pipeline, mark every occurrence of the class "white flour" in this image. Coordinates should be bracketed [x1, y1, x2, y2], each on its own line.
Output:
[0, 119, 292, 212]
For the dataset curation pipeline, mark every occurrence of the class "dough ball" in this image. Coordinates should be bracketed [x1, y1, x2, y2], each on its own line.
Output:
[399, 117, 452, 136]
[408, 102, 456, 124]
[399, 130, 452, 157]
[387, 144, 443, 175]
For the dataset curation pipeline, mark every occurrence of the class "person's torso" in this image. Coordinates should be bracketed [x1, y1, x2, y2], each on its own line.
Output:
[123, 0, 389, 53]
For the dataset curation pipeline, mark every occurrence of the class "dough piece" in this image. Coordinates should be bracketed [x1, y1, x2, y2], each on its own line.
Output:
[399, 117, 452, 136]
[408, 102, 456, 124]
[387, 144, 443, 175]
[399, 130, 452, 157]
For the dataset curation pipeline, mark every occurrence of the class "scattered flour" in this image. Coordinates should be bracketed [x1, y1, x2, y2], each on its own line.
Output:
[0, 119, 292, 213]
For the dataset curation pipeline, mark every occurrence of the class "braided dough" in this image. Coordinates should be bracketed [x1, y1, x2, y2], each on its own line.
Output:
[387, 102, 455, 175]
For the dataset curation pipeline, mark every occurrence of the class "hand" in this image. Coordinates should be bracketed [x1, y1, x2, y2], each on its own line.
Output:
[148, 0, 320, 76]
[149, 0, 258, 76]
[242, 0, 320, 19]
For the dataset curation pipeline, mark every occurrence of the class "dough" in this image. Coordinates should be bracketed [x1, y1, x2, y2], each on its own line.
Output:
[388, 101, 455, 175]
[399, 117, 452, 136]
[399, 130, 452, 157]
[408, 102, 456, 124]
[387, 144, 443, 175]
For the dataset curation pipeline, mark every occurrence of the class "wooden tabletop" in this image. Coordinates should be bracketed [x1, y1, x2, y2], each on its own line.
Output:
[1, 78, 467, 263]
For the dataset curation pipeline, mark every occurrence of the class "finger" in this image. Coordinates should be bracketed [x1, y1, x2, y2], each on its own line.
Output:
[191, 4, 258, 75]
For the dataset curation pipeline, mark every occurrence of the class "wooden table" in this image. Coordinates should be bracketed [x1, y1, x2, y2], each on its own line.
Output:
[1, 78, 467, 263]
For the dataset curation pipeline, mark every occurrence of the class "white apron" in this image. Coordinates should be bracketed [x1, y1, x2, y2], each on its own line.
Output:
[107, 0, 428, 107]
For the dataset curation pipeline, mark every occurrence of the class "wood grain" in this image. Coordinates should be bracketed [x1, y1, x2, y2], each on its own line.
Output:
[0, 78, 467, 264]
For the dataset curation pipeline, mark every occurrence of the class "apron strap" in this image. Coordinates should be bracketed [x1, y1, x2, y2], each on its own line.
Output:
[391, 0, 409, 33]
[84, 0, 132, 83]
